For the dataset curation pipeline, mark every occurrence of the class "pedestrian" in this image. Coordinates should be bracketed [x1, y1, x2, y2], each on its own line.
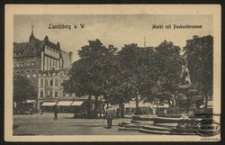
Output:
[105, 106, 115, 129]
[40, 107, 43, 115]
[53, 105, 58, 120]
[29, 108, 33, 115]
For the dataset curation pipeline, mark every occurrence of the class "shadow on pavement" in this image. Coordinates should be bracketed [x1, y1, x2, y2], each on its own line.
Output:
[63, 117, 106, 119]
[62, 117, 74, 119]
[69, 124, 118, 128]
[13, 134, 40, 136]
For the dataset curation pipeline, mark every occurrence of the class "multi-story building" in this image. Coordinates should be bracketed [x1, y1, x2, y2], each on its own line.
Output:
[37, 66, 73, 110]
[14, 28, 105, 116]
[13, 28, 73, 111]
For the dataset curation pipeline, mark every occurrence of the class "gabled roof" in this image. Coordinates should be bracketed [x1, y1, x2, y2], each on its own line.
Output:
[13, 34, 61, 58]
[13, 36, 44, 57]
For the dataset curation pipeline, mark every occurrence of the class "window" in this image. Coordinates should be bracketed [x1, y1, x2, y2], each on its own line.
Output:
[50, 80, 53, 86]
[55, 91, 58, 97]
[40, 91, 43, 97]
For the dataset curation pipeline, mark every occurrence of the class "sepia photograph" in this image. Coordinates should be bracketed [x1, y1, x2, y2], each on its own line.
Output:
[5, 5, 221, 142]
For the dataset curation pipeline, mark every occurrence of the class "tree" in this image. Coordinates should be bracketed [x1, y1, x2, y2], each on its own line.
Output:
[104, 56, 134, 117]
[153, 40, 183, 107]
[63, 39, 118, 118]
[183, 35, 213, 113]
[13, 74, 36, 109]
[154, 40, 183, 89]
[118, 44, 158, 114]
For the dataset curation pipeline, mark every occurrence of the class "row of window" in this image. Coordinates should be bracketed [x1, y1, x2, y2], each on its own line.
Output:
[40, 91, 58, 98]
[15, 71, 37, 78]
[40, 78, 59, 87]
[16, 69, 37, 73]
[39, 91, 75, 98]
[14, 61, 36, 67]
[44, 56, 60, 71]
[45, 46, 59, 52]
[27, 74, 37, 78]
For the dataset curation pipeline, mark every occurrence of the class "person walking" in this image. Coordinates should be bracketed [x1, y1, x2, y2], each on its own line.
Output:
[53, 105, 58, 120]
[105, 106, 115, 129]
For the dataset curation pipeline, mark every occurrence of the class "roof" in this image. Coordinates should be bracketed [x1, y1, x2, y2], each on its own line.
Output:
[61, 50, 72, 68]
[13, 34, 60, 58]
[13, 37, 44, 57]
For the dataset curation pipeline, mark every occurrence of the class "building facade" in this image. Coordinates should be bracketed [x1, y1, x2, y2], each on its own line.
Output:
[14, 28, 105, 116]
[37, 67, 72, 110]
[13, 29, 73, 111]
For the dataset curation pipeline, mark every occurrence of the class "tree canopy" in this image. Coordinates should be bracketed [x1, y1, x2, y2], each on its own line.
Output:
[13, 74, 36, 104]
[62, 39, 118, 117]
[183, 35, 213, 94]
[63, 35, 213, 116]
[183, 35, 213, 111]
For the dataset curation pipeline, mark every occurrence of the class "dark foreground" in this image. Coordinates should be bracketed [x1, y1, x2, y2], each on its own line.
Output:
[13, 113, 148, 135]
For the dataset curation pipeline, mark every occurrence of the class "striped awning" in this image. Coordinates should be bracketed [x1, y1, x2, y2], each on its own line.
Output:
[71, 101, 84, 106]
[22, 100, 36, 103]
[57, 101, 73, 106]
[41, 102, 57, 106]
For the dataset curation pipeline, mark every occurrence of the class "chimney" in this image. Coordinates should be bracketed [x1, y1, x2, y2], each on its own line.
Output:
[44, 36, 49, 42]
[69, 52, 73, 64]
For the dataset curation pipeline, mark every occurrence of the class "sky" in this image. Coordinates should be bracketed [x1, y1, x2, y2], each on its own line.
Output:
[14, 15, 212, 61]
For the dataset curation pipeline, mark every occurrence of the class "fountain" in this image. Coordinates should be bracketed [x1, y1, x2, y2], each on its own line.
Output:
[118, 65, 214, 135]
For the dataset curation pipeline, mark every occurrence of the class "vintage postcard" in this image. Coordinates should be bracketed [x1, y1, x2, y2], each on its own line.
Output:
[5, 5, 221, 142]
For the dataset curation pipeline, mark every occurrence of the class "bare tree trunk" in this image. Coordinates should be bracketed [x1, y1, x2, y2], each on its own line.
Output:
[204, 93, 208, 115]
[119, 101, 124, 118]
[94, 96, 98, 118]
[87, 95, 91, 118]
[135, 95, 140, 115]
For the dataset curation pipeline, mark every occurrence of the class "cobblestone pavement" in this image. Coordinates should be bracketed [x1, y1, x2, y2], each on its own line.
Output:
[13, 113, 148, 135]
[12, 113, 218, 142]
